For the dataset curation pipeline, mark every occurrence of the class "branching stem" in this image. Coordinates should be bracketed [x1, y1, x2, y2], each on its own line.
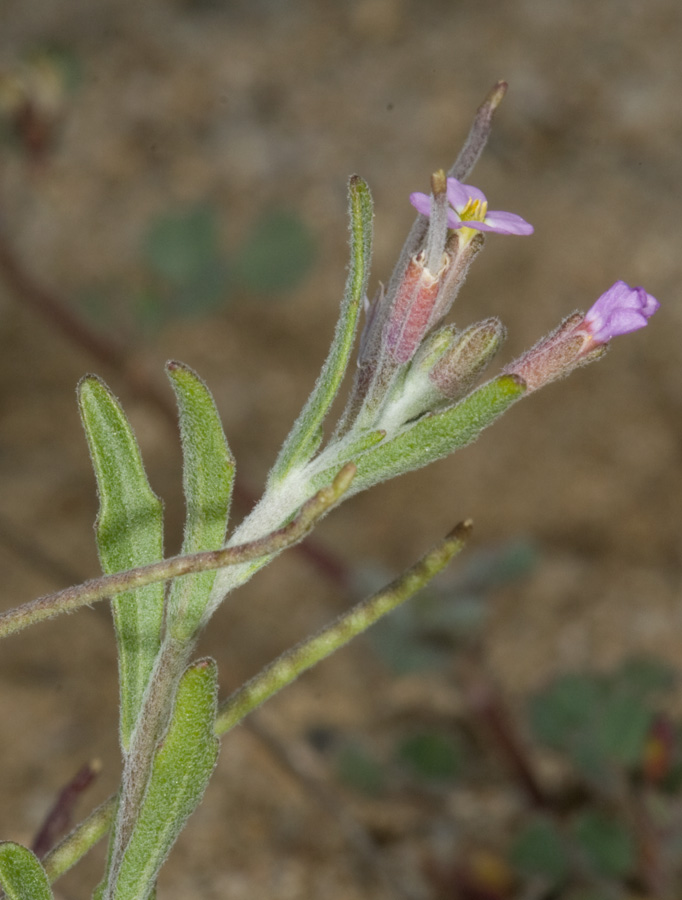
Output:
[40, 522, 472, 886]
[0, 465, 356, 642]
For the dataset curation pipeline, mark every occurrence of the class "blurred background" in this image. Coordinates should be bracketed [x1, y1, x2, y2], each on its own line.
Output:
[0, 1, 680, 897]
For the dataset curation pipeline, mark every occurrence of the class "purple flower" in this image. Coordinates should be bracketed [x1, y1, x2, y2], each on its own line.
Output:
[582, 280, 660, 345]
[504, 280, 660, 392]
[410, 177, 533, 236]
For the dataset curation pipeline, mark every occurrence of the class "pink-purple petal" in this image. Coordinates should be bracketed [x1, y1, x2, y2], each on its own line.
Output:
[446, 209, 463, 229]
[639, 288, 660, 317]
[411, 177, 533, 237]
[446, 178, 486, 211]
[584, 280, 659, 342]
[409, 191, 433, 217]
[483, 210, 534, 235]
[590, 309, 649, 342]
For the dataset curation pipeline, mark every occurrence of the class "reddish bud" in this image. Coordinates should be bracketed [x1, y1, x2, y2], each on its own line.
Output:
[503, 313, 605, 392]
[384, 251, 449, 364]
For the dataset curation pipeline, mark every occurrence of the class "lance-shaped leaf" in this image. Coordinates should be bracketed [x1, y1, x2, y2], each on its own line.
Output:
[78, 376, 165, 750]
[314, 375, 525, 495]
[165, 362, 235, 641]
[0, 843, 53, 900]
[111, 659, 219, 900]
[267, 176, 373, 485]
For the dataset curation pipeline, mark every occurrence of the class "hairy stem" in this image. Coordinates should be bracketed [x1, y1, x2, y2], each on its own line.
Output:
[0, 465, 356, 642]
[42, 795, 117, 883]
[104, 636, 189, 899]
[215, 520, 472, 734]
[40, 522, 472, 886]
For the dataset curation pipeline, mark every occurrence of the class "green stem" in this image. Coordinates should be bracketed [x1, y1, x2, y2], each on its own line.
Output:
[104, 636, 190, 899]
[42, 795, 117, 883]
[38, 521, 472, 886]
[0, 465, 356, 642]
[215, 520, 472, 734]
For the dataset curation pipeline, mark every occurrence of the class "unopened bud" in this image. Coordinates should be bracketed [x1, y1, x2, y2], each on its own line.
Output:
[504, 313, 605, 392]
[430, 318, 506, 400]
[411, 324, 458, 372]
[504, 282, 659, 393]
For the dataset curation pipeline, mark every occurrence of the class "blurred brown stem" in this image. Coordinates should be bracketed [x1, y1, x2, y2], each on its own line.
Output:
[0, 227, 353, 591]
[459, 653, 549, 808]
[32, 761, 100, 859]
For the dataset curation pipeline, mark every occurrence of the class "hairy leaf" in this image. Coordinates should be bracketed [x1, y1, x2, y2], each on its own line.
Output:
[165, 362, 235, 640]
[0, 843, 53, 900]
[78, 376, 165, 749]
[268, 176, 373, 484]
[112, 659, 219, 900]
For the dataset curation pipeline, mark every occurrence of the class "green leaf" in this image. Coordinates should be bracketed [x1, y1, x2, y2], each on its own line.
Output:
[369, 600, 451, 674]
[268, 176, 373, 485]
[234, 210, 315, 293]
[530, 667, 658, 775]
[572, 810, 635, 879]
[165, 362, 235, 640]
[596, 689, 653, 767]
[336, 742, 385, 796]
[509, 817, 569, 887]
[143, 204, 221, 286]
[397, 731, 461, 781]
[78, 376, 165, 750]
[616, 657, 676, 697]
[315, 374, 525, 495]
[0, 843, 53, 900]
[529, 673, 604, 752]
[113, 659, 220, 900]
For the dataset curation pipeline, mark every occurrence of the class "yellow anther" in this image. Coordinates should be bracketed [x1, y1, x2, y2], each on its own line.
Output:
[459, 197, 488, 223]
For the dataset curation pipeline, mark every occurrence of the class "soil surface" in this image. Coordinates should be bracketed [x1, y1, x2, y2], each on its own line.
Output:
[0, 1, 681, 898]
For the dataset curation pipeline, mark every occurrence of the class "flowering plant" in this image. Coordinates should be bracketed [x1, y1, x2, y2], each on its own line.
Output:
[0, 83, 658, 899]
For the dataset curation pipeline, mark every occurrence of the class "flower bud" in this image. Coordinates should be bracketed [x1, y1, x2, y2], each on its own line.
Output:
[504, 281, 659, 393]
[504, 312, 606, 392]
[430, 317, 506, 401]
[374, 319, 505, 432]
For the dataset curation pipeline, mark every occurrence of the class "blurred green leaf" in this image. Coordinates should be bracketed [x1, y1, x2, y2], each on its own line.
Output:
[450, 539, 537, 593]
[509, 817, 569, 887]
[144, 204, 221, 286]
[528, 673, 604, 751]
[572, 810, 635, 880]
[32, 45, 83, 93]
[596, 689, 653, 767]
[616, 657, 676, 697]
[234, 209, 315, 293]
[368, 599, 450, 674]
[336, 743, 385, 796]
[530, 663, 667, 778]
[397, 731, 461, 781]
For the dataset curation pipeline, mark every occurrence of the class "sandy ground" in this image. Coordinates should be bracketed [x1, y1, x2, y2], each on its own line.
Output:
[0, 1, 681, 897]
